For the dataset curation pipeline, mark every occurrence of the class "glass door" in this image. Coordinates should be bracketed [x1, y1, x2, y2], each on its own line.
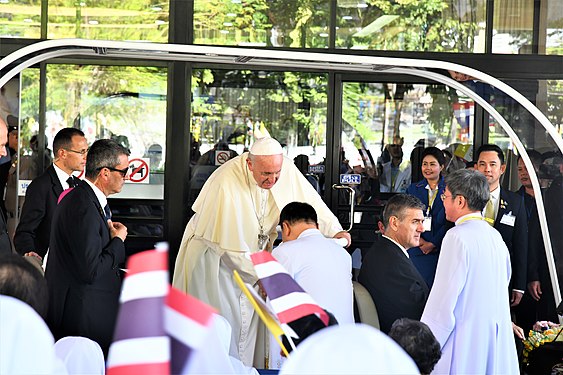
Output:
[188, 68, 330, 210]
[334, 76, 475, 255]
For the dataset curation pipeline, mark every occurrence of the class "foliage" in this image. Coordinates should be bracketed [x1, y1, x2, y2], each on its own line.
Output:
[193, 0, 329, 47]
[426, 84, 456, 140]
[35, 65, 167, 155]
[191, 69, 328, 148]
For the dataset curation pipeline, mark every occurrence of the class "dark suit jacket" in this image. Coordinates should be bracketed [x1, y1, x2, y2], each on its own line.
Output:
[45, 180, 125, 354]
[14, 165, 63, 257]
[0, 210, 11, 254]
[358, 237, 429, 333]
[545, 176, 563, 292]
[494, 188, 528, 292]
[406, 177, 452, 287]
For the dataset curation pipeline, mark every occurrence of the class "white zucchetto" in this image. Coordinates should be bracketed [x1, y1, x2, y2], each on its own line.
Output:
[249, 137, 283, 156]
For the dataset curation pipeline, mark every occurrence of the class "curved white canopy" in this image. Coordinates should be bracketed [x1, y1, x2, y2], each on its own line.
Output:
[1, 39, 561, 316]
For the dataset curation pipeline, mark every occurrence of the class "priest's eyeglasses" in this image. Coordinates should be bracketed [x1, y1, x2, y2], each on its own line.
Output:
[441, 193, 463, 201]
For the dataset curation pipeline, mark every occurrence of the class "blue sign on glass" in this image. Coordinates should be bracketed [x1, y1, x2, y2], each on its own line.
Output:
[340, 174, 361, 185]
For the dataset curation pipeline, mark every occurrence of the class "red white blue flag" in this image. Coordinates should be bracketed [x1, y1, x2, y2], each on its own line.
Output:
[107, 246, 216, 375]
[250, 251, 329, 326]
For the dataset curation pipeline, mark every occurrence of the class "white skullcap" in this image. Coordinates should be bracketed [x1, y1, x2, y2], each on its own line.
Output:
[250, 137, 283, 156]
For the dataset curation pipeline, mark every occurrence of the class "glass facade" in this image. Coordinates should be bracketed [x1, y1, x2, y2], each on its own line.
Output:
[336, 0, 487, 52]
[193, 0, 330, 48]
[0, 0, 561, 301]
[0, 0, 42, 38]
[41, 64, 167, 198]
[190, 69, 328, 203]
[47, 1, 169, 41]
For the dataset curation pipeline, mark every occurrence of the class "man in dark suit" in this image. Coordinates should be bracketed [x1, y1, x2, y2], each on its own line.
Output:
[475, 144, 527, 307]
[358, 194, 429, 333]
[46, 139, 129, 356]
[0, 118, 12, 254]
[14, 128, 88, 259]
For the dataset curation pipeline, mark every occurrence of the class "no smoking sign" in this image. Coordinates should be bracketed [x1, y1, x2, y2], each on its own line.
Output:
[127, 158, 150, 184]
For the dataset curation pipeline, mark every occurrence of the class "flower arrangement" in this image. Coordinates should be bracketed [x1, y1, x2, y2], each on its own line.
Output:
[523, 321, 563, 364]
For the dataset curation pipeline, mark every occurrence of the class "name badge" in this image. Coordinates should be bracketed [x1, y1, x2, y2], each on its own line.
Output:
[500, 212, 516, 227]
[423, 217, 432, 232]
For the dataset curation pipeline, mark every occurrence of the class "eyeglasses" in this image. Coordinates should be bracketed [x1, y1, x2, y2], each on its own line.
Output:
[65, 148, 89, 155]
[99, 166, 129, 178]
[441, 193, 464, 201]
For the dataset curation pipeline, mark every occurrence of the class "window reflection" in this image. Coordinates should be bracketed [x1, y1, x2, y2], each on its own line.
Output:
[193, 0, 329, 48]
[47, 0, 168, 41]
[189, 69, 328, 205]
[340, 81, 472, 200]
[336, 0, 487, 52]
[492, 0, 534, 54]
[0, 0, 41, 38]
[41, 65, 167, 199]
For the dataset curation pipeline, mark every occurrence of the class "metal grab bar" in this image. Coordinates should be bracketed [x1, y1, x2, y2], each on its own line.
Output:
[332, 184, 355, 232]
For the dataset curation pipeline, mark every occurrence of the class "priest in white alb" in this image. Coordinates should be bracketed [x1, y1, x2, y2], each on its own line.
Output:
[421, 169, 519, 374]
[172, 137, 350, 367]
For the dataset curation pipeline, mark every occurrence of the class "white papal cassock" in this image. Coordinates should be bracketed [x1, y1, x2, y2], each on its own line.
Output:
[172, 152, 343, 367]
[421, 213, 519, 374]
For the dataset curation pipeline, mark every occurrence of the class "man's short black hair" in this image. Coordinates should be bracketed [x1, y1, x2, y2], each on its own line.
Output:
[388, 318, 442, 374]
[281, 310, 338, 354]
[53, 127, 85, 155]
[476, 144, 505, 164]
[279, 201, 318, 226]
[85, 139, 130, 179]
[0, 254, 48, 319]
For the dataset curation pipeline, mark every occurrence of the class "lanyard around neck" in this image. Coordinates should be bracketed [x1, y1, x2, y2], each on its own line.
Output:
[457, 215, 486, 225]
[427, 187, 438, 215]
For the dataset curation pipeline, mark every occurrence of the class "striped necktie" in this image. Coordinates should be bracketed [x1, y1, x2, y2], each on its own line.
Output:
[104, 204, 112, 221]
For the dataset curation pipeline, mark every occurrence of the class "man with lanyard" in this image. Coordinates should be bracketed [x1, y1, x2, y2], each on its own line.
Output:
[422, 168, 518, 374]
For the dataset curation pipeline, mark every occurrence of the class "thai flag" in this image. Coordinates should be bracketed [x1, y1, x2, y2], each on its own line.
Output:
[107, 246, 216, 375]
[250, 251, 329, 326]
[165, 287, 216, 374]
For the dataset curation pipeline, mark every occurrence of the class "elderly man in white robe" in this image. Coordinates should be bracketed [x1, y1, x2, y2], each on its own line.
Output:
[172, 137, 349, 367]
[421, 169, 518, 374]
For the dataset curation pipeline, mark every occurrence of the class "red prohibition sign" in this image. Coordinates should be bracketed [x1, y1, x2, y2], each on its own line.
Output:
[216, 151, 230, 164]
[128, 158, 149, 183]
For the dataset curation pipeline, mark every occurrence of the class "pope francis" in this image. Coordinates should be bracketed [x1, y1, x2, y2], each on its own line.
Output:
[172, 137, 349, 367]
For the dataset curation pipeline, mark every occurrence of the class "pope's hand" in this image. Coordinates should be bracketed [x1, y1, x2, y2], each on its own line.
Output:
[333, 231, 351, 248]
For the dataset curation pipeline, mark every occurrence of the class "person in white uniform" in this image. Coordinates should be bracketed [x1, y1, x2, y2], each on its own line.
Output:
[421, 169, 519, 374]
[172, 137, 350, 367]
[272, 201, 354, 325]
[279, 324, 419, 375]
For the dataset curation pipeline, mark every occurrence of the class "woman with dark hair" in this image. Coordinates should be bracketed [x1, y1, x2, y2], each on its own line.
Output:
[406, 146, 451, 288]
